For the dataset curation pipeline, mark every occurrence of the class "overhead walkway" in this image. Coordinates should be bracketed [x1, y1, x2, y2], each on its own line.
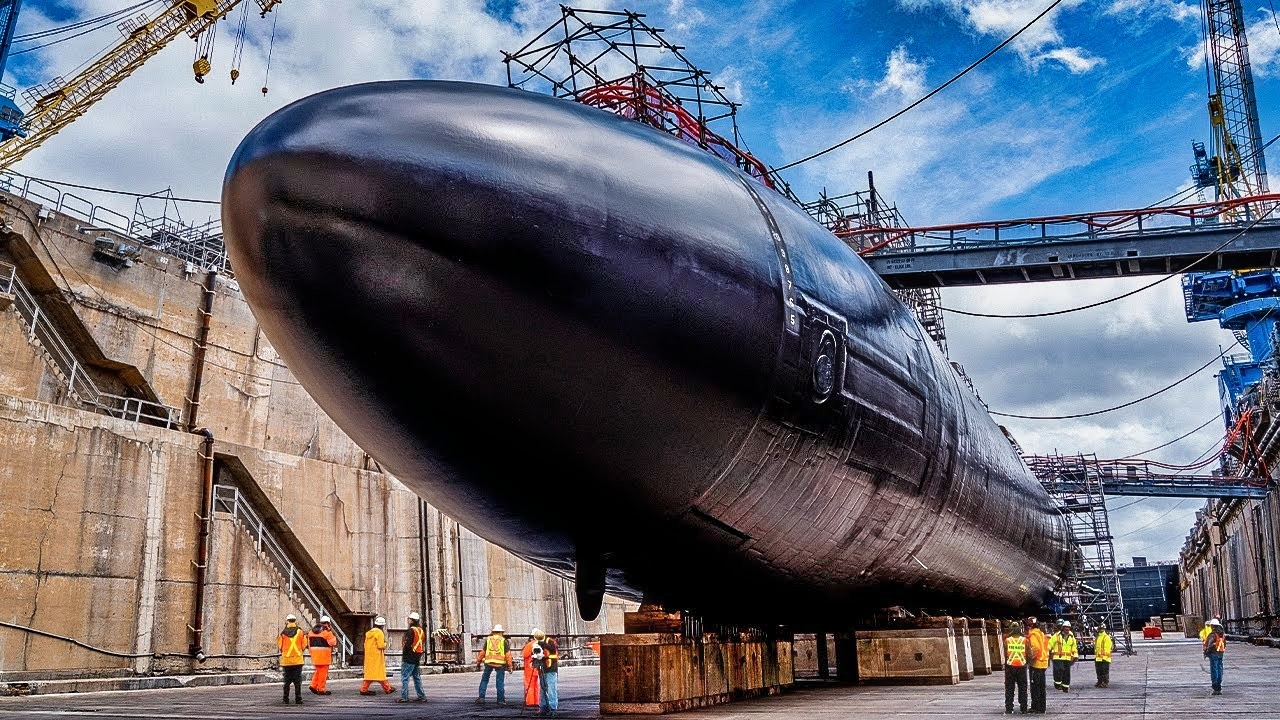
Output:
[1026, 454, 1272, 499]
[853, 194, 1280, 288]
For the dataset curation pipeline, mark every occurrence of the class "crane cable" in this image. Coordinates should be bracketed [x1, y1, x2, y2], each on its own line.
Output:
[9, 1, 165, 57]
[774, 0, 1066, 171]
[11, 0, 156, 43]
[261, 5, 279, 96]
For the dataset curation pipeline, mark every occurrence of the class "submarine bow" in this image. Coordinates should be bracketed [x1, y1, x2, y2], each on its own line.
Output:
[221, 80, 1072, 623]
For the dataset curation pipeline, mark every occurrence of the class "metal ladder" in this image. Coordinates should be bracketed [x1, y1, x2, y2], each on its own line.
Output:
[0, 259, 181, 428]
[211, 483, 354, 665]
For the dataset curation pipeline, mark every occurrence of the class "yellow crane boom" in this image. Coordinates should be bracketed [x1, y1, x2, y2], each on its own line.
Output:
[0, 0, 281, 168]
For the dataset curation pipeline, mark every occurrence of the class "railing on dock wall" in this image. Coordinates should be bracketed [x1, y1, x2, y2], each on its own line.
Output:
[212, 483, 355, 666]
[0, 259, 181, 428]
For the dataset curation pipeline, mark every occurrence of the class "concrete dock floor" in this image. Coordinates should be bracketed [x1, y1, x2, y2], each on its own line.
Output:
[1, 638, 1275, 718]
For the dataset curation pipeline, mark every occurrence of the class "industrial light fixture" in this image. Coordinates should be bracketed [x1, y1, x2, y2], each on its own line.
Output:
[76, 225, 114, 234]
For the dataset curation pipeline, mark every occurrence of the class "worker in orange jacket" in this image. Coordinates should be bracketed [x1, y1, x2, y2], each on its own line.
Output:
[521, 629, 542, 709]
[277, 613, 308, 705]
[308, 615, 338, 695]
[1025, 616, 1049, 714]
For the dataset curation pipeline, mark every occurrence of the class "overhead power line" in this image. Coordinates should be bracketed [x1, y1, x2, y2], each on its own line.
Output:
[10, 171, 220, 204]
[774, 0, 1066, 171]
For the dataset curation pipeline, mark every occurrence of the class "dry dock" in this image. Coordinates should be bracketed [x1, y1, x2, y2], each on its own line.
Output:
[1, 638, 1276, 718]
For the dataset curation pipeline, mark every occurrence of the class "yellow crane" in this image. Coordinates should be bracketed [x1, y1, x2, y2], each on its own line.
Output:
[0, 0, 282, 168]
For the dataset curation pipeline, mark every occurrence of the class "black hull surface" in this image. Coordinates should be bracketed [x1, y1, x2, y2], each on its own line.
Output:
[221, 80, 1072, 624]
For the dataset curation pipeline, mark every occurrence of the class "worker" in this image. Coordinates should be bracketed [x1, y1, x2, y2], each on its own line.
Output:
[535, 629, 560, 717]
[1199, 614, 1221, 642]
[522, 628, 542, 709]
[307, 615, 338, 695]
[1048, 620, 1078, 693]
[1003, 622, 1028, 715]
[476, 623, 513, 704]
[360, 616, 395, 695]
[1094, 625, 1113, 688]
[277, 613, 307, 705]
[1203, 618, 1226, 695]
[399, 611, 427, 703]
[1025, 616, 1048, 714]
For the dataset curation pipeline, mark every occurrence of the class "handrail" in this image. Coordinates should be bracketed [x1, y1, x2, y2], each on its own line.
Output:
[212, 484, 354, 666]
[0, 259, 180, 428]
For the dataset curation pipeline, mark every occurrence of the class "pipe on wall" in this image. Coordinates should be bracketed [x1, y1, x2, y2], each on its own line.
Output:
[189, 428, 215, 659]
[185, 271, 217, 432]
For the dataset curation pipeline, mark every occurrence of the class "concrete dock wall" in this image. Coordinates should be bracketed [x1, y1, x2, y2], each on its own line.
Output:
[0, 193, 633, 680]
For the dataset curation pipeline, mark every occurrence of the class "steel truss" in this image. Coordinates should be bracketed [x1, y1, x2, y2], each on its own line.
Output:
[1025, 453, 1133, 655]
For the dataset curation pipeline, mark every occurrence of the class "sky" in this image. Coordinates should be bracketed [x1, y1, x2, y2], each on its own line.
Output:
[7, 0, 1280, 566]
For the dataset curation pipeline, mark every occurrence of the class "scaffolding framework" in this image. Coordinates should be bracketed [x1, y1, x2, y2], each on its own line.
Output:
[1025, 453, 1133, 653]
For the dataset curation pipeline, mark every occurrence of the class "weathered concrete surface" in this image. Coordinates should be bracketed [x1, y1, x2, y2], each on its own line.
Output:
[0, 197, 636, 681]
[855, 627, 959, 685]
[1, 639, 1276, 718]
[967, 618, 991, 675]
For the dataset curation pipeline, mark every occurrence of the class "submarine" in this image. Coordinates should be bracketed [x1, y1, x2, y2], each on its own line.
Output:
[221, 80, 1073, 624]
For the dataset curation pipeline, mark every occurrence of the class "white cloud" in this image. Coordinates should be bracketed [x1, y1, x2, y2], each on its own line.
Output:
[1104, 0, 1199, 24]
[1034, 46, 1105, 74]
[875, 46, 929, 99]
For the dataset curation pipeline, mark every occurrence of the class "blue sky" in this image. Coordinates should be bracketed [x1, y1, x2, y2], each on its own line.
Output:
[8, 0, 1280, 564]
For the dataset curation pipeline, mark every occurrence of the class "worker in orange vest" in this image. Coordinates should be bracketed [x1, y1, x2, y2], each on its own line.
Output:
[1025, 616, 1049, 714]
[307, 615, 338, 695]
[521, 628, 542, 709]
[399, 611, 427, 703]
[1003, 622, 1028, 715]
[277, 613, 307, 705]
[476, 624, 513, 704]
[359, 616, 395, 695]
[1203, 618, 1226, 695]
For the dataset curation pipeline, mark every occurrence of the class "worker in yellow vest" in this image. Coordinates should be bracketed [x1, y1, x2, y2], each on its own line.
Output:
[1199, 614, 1221, 642]
[476, 624, 513, 704]
[1025, 616, 1049, 714]
[277, 613, 307, 705]
[1094, 626, 1114, 688]
[1048, 621, 1078, 693]
[1003, 622, 1029, 715]
[360, 616, 395, 695]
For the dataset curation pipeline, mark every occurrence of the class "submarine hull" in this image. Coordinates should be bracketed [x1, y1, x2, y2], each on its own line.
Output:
[221, 80, 1071, 623]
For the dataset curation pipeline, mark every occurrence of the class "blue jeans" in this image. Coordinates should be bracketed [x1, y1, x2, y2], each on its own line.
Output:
[478, 665, 506, 701]
[400, 663, 424, 700]
[539, 670, 559, 712]
[1208, 652, 1223, 691]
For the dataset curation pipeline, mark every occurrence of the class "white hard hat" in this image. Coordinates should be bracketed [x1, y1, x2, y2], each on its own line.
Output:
[492, 624, 504, 633]
[286, 614, 296, 621]
[1062, 621, 1071, 628]
[1207, 618, 1220, 626]
[320, 615, 331, 623]
[408, 611, 421, 621]
[374, 616, 386, 626]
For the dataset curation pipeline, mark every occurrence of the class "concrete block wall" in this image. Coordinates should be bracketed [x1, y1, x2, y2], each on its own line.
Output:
[0, 198, 634, 680]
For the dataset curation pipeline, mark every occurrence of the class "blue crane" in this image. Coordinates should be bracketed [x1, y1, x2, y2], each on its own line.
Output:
[0, 0, 24, 141]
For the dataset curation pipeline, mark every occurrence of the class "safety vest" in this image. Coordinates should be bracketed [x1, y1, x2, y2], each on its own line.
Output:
[1005, 636, 1027, 667]
[278, 625, 306, 666]
[410, 626, 425, 654]
[1199, 625, 1213, 642]
[539, 638, 560, 672]
[1048, 632, 1078, 661]
[308, 627, 337, 665]
[1095, 632, 1113, 662]
[1204, 632, 1226, 654]
[483, 634, 508, 667]
[1027, 628, 1049, 669]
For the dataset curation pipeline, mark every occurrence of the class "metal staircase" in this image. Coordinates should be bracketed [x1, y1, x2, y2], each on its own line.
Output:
[212, 483, 354, 665]
[0, 258, 181, 428]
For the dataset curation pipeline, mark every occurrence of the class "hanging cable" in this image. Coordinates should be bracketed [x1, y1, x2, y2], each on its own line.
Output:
[8, 171, 220, 204]
[261, 5, 279, 96]
[941, 200, 1279, 319]
[1111, 411, 1224, 460]
[1112, 499, 1192, 540]
[10, 1, 164, 57]
[0, 620, 159, 659]
[774, 0, 1065, 171]
[11, 0, 156, 43]
[228, 0, 250, 85]
[989, 342, 1236, 420]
